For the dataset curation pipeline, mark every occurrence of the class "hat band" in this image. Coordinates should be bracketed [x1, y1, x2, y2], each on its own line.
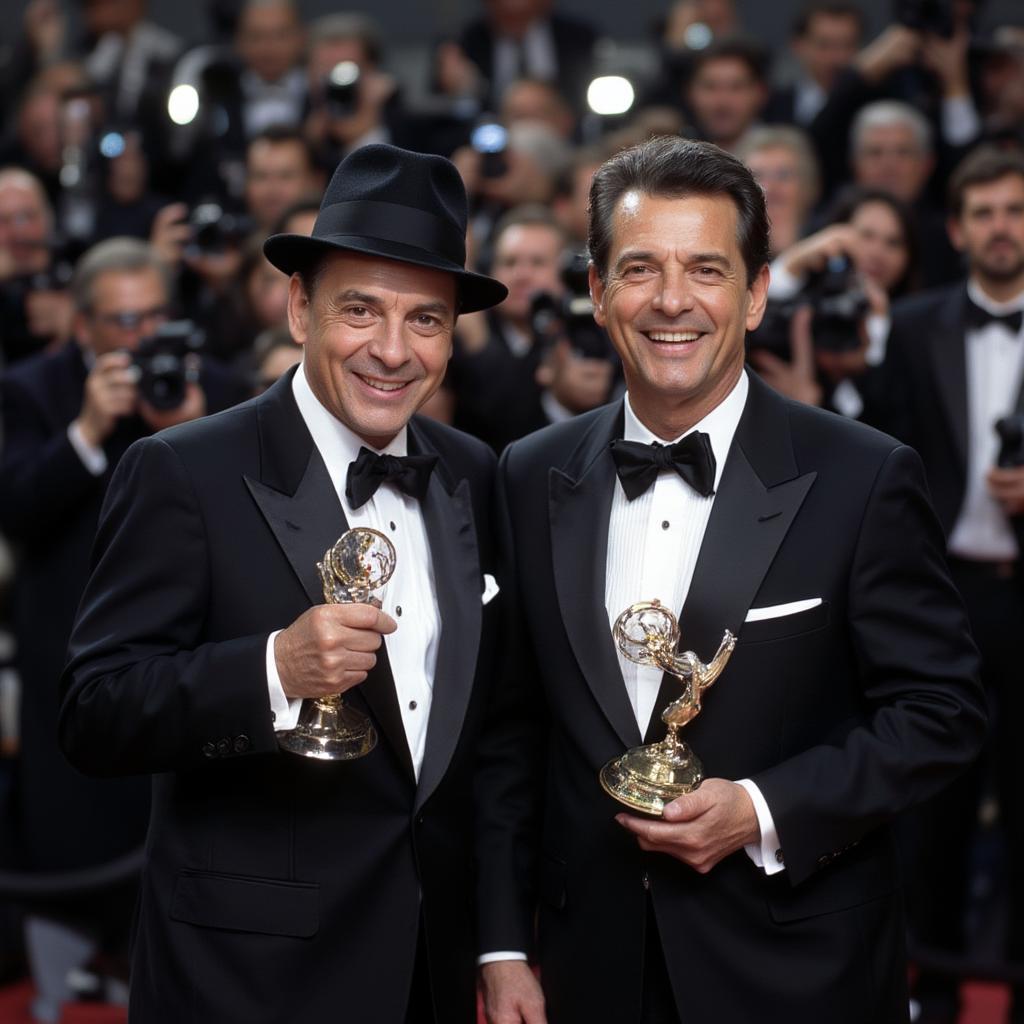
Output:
[314, 200, 466, 266]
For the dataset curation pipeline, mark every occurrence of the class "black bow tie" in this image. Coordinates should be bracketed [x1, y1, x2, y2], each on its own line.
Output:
[966, 297, 1023, 335]
[609, 433, 717, 501]
[345, 447, 437, 509]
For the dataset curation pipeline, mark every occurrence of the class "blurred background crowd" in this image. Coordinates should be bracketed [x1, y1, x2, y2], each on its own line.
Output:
[1, 0, 1023, 1021]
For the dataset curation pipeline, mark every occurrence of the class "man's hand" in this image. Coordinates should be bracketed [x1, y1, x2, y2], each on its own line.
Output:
[149, 203, 190, 266]
[987, 465, 1024, 518]
[74, 350, 138, 447]
[615, 778, 760, 874]
[138, 380, 208, 432]
[480, 960, 547, 1024]
[24, 287, 74, 345]
[539, 339, 613, 414]
[748, 305, 823, 407]
[274, 603, 397, 700]
[855, 25, 921, 85]
[779, 224, 861, 280]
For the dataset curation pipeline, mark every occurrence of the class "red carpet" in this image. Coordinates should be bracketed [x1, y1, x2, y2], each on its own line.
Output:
[0, 979, 1010, 1023]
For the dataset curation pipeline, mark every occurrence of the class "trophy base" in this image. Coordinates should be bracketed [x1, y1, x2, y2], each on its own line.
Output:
[277, 699, 377, 761]
[599, 738, 703, 816]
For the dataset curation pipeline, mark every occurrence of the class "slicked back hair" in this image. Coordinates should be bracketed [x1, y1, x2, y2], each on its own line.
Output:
[588, 136, 771, 286]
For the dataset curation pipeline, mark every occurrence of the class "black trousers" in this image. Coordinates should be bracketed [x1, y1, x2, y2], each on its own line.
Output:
[404, 918, 436, 1024]
[641, 900, 680, 1024]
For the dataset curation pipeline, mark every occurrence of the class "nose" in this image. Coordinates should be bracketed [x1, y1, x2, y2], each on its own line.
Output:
[651, 264, 694, 319]
[368, 315, 411, 369]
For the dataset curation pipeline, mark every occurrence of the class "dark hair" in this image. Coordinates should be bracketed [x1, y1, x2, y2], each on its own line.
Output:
[492, 203, 567, 250]
[948, 145, 1024, 218]
[588, 136, 771, 285]
[688, 36, 770, 87]
[272, 195, 323, 236]
[826, 185, 920, 297]
[247, 124, 317, 172]
[791, 2, 865, 39]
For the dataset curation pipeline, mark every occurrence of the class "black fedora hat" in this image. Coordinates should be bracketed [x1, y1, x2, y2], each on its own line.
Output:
[264, 144, 507, 314]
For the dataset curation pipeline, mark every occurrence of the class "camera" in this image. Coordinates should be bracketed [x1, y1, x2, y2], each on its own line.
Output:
[470, 121, 508, 179]
[996, 415, 1024, 468]
[325, 61, 361, 119]
[186, 202, 252, 257]
[894, 0, 954, 37]
[132, 320, 204, 410]
[529, 251, 612, 360]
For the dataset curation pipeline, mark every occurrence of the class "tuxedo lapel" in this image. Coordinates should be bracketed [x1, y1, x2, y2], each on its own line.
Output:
[645, 376, 816, 743]
[928, 288, 969, 472]
[409, 421, 482, 812]
[550, 403, 642, 749]
[243, 371, 413, 777]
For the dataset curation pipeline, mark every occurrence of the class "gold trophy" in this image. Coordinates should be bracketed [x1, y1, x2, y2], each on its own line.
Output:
[277, 527, 396, 761]
[599, 600, 736, 815]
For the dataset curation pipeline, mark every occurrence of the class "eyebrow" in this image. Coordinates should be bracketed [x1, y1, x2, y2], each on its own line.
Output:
[613, 250, 734, 272]
[330, 290, 453, 317]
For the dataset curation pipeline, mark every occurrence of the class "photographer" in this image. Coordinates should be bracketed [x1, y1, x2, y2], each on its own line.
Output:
[873, 146, 1024, 1023]
[448, 204, 614, 452]
[749, 186, 919, 418]
[0, 237, 244, 1020]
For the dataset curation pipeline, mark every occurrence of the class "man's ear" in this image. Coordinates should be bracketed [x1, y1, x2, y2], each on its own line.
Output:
[73, 311, 93, 354]
[286, 273, 310, 345]
[947, 215, 965, 253]
[745, 263, 771, 333]
[588, 263, 607, 327]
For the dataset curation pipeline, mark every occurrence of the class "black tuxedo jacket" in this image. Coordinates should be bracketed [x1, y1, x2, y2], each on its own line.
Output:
[871, 284, 1024, 540]
[476, 373, 984, 1023]
[58, 370, 498, 1023]
[0, 341, 244, 872]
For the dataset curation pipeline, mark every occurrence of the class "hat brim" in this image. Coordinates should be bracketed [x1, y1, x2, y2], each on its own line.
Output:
[264, 232, 508, 314]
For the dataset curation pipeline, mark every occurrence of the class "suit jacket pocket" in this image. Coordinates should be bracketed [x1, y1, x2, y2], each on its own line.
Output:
[740, 600, 830, 644]
[170, 869, 319, 938]
[540, 854, 567, 911]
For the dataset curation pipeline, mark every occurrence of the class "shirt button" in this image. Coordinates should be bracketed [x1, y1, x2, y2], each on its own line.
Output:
[661, 520, 670, 530]
[396, 606, 402, 616]
[389, 521, 396, 531]
[409, 700, 418, 710]
[775, 849, 784, 865]
[641, 871, 650, 890]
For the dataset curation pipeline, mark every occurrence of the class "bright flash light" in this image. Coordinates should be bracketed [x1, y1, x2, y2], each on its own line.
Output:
[168, 84, 200, 126]
[587, 76, 635, 117]
[329, 61, 360, 87]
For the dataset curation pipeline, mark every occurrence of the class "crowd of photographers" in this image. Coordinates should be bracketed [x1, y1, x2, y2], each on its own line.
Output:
[1, 0, 1023, 1020]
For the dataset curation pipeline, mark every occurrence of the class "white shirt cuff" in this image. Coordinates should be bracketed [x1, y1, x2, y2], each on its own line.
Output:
[477, 952, 529, 965]
[767, 257, 804, 301]
[864, 313, 890, 367]
[735, 778, 785, 875]
[266, 629, 302, 731]
[941, 94, 980, 146]
[67, 421, 107, 476]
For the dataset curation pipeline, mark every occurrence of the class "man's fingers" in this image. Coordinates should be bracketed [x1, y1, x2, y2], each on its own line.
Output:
[321, 602, 397, 634]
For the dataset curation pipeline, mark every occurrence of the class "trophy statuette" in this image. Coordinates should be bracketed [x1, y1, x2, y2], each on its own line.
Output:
[277, 527, 396, 761]
[599, 600, 736, 815]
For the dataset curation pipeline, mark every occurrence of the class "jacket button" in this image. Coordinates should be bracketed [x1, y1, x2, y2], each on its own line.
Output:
[216, 737, 231, 757]
[641, 871, 650, 890]
[774, 849, 784, 865]
[416, 815, 425, 826]
[201, 742, 216, 759]
[233, 735, 250, 753]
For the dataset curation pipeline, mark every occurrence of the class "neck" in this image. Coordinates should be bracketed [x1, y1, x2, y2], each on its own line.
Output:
[971, 271, 1024, 305]
[628, 366, 741, 441]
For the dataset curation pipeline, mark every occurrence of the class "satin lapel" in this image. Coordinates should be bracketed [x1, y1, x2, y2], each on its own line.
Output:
[243, 371, 413, 777]
[928, 288, 969, 472]
[644, 377, 816, 743]
[413, 441, 481, 811]
[550, 403, 642, 749]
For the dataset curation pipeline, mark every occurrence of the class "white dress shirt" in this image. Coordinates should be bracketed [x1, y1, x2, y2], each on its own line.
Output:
[266, 364, 441, 780]
[947, 279, 1024, 562]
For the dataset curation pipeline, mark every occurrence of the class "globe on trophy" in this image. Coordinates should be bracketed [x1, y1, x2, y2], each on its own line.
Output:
[277, 527, 396, 761]
[599, 599, 736, 815]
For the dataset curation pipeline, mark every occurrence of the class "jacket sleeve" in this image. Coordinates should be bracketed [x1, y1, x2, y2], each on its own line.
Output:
[752, 443, 987, 885]
[58, 434, 279, 777]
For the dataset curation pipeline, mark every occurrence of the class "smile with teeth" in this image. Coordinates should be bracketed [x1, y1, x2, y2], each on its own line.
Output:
[646, 330, 704, 342]
[356, 374, 409, 392]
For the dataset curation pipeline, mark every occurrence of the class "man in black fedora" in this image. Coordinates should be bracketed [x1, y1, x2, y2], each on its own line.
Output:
[58, 144, 508, 1024]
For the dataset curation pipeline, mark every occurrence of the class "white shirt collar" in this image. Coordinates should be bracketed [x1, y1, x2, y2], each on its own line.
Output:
[967, 277, 1024, 317]
[622, 369, 749, 491]
[291, 362, 407, 494]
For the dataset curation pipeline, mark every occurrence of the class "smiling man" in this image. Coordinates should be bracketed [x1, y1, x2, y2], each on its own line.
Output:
[476, 136, 986, 1024]
[58, 145, 508, 1024]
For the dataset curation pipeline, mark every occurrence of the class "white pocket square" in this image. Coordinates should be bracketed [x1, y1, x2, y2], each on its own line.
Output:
[745, 598, 822, 622]
[482, 574, 500, 605]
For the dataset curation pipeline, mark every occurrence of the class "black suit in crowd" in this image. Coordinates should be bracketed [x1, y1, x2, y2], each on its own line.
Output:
[0, 340, 245, 876]
[58, 369, 498, 1023]
[872, 284, 1024, 994]
[477, 372, 985, 1023]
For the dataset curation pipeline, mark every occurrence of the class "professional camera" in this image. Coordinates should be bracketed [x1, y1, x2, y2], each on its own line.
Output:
[132, 320, 204, 410]
[894, 0, 954, 37]
[470, 120, 509, 179]
[25, 248, 75, 294]
[529, 251, 612, 360]
[325, 61, 361, 118]
[186, 202, 252, 257]
[996, 414, 1024, 468]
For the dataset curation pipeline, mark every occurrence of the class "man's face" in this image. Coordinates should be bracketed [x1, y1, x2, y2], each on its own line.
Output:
[853, 123, 933, 203]
[688, 58, 767, 149]
[589, 191, 768, 435]
[492, 223, 565, 323]
[0, 177, 51, 275]
[793, 13, 860, 91]
[288, 251, 457, 448]
[236, 2, 304, 83]
[76, 267, 169, 357]
[948, 173, 1024, 284]
[745, 146, 808, 222]
[245, 140, 317, 230]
